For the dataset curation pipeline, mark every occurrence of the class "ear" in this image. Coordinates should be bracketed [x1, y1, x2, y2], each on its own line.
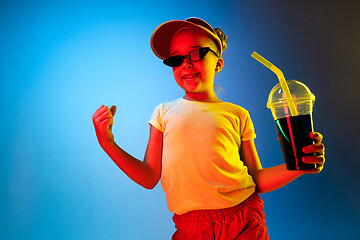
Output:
[215, 58, 224, 72]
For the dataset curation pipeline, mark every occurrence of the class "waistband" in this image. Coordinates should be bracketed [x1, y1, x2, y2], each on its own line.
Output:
[173, 191, 260, 222]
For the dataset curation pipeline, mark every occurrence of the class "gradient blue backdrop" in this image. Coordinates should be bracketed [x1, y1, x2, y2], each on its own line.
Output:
[1, 1, 359, 239]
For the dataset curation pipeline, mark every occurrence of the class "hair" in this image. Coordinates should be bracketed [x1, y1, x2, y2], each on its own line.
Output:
[213, 28, 227, 94]
[214, 28, 228, 54]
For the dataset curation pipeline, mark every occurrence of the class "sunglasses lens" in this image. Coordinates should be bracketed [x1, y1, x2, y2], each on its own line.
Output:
[162, 48, 211, 67]
[163, 56, 184, 67]
[189, 49, 201, 61]
[192, 48, 210, 61]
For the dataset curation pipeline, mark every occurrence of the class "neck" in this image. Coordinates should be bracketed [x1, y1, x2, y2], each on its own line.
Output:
[183, 91, 221, 103]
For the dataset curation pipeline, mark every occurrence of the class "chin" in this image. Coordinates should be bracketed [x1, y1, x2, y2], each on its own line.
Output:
[183, 83, 201, 92]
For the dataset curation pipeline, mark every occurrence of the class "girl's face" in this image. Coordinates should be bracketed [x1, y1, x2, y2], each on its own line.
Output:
[169, 29, 223, 101]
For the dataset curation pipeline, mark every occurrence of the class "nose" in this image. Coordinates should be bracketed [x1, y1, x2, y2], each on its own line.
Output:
[182, 58, 193, 69]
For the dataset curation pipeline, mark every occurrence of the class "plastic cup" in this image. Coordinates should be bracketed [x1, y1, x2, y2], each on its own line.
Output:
[267, 80, 316, 170]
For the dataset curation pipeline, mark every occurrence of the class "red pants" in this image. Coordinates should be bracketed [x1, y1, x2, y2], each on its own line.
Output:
[172, 192, 269, 240]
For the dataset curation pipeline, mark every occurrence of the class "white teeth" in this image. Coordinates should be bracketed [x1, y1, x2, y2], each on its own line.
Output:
[183, 73, 197, 79]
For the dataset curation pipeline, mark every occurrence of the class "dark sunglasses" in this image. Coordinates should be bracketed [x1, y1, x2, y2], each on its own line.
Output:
[163, 47, 219, 67]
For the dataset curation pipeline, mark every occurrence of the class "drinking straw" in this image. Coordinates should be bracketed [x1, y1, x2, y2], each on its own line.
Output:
[251, 51, 299, 116]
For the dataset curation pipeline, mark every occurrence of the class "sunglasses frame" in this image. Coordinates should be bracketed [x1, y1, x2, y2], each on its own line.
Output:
[163, 47, 219, 67]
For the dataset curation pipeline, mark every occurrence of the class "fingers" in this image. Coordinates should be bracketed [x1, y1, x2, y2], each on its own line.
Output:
[303, 132, 325, 154]
[92, 105, 105, 119]
[302, 158, 324, 173]
[93, 105, 105, 121]
[302, 140, 325, 174]
[309, 132, 323, 143]
[110, 105, 117, 117]
[302, 165, 324, 174]
[93, 105, 114, 119]
[302, 155, 325, 165]
[302, 142, 325, 154]
[99, 109, 113, 122]
[301, 132, 326, 174]
[92, 105, 115, 126]
[303, 132, 325, 163]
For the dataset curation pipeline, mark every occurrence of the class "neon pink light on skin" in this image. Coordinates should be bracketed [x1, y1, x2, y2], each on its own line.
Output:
[286, 115, 299, 170]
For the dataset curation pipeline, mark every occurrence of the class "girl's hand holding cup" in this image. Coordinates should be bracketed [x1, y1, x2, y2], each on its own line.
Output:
[302, 132, 325, 174]
[92, 105, 117, 147]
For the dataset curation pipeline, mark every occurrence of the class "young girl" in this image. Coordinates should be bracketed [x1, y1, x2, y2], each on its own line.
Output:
[92, 18, 325, 240]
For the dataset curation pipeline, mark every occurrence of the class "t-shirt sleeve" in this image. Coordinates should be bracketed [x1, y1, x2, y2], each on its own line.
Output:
[240, 111, 256, 141]
[148, 103, 164, 132]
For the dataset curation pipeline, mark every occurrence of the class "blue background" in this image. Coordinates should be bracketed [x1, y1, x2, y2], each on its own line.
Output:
[1, 0, 359, 239]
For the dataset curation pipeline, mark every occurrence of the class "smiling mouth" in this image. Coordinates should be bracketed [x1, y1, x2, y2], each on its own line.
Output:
[182, 73, 199, 80]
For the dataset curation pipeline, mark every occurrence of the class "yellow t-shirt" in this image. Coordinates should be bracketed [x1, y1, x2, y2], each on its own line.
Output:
[149, 98, 257, 214]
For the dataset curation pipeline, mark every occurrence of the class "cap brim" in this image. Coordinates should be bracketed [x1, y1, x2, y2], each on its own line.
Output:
[150, 18, 222, 60]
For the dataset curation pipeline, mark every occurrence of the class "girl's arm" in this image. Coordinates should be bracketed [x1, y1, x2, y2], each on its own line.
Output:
[92, 105, 163, 189]
[240, 132, 325, 194]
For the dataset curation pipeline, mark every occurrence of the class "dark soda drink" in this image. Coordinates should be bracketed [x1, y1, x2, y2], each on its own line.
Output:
[275, 114, 316, 170]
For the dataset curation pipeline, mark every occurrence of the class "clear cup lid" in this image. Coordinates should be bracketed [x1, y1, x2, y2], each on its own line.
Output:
[266, 80, 315, 109]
